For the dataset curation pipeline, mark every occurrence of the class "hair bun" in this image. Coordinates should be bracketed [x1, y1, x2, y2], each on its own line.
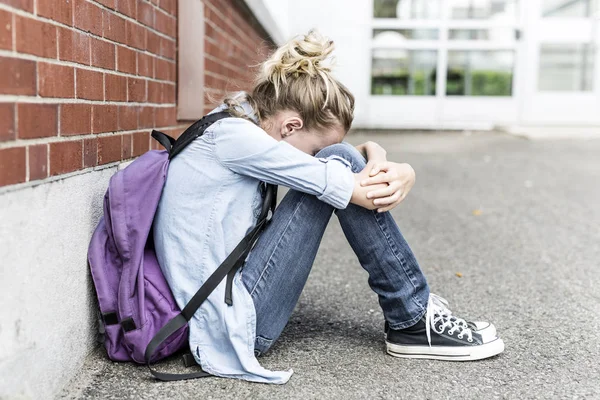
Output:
[261, 29, 335, 85]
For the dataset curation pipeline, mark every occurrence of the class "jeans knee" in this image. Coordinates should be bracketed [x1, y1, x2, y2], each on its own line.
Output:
[315, 141, 366, 172]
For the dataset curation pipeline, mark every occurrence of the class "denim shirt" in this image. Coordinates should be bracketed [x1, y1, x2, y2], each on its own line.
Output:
[152, 99, 354, 383]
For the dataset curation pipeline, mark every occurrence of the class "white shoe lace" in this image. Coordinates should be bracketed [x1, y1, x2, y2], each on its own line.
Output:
[425, 293, 473, 346]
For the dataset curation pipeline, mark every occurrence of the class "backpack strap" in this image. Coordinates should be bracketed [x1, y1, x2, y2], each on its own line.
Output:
[169, 111, 231, 159]
[151, 130, 176, 153]
[144, 117, 278, 380]
[145, 185, 276, 380]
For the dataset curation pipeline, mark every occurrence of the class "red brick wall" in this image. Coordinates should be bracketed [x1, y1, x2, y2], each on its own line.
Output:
[0, 0, 274, 188]
[202, 0, 273, 115]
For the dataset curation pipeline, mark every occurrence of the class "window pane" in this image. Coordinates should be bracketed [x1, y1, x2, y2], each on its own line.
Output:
[538, 44, 595, 91]
[372, 50, 437, 95]
[373, 29, 439, 41]
[373, 0, 441, 19]
[542, 0, 597, 17]
[449, 28, 515, 41]
[449, 0, 518, 20]
[447, 51, 514, 96]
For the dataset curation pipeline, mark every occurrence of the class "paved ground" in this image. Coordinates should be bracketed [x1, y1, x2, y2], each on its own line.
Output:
[61, 131, 600, 400]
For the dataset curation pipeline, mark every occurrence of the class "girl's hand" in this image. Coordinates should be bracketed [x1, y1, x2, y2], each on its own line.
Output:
[360, 161, 415, 212]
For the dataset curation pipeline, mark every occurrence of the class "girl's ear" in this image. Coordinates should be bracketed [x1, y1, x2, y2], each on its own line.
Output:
[281, 116, 304, 138]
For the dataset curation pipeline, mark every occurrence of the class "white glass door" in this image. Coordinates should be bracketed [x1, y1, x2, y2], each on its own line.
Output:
[439, 0, 522, 128]
[521, 0, 600, 125]
[369, 0, 523, 129]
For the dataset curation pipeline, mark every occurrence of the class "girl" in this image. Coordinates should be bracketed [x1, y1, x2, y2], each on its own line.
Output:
[153, 30, 504, 384]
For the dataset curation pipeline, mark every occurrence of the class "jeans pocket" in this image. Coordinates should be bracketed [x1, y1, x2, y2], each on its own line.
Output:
[254, 335, 274, 357]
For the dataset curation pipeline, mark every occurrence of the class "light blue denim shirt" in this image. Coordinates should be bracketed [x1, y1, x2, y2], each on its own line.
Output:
[153, 98, 355, 383]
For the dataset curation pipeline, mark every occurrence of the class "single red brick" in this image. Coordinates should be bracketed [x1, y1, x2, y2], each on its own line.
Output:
[104, 73, 127, 101]
[38, 63, 75, 98]
[163, 82, 175, 103]
[15, 16, 57, 58]
[127, 77, 146, 102]
[116, 0, 136, 19]
[74, 0, 103, 36]
[60, 103, 91, 135]
[147, 80, 161, 103]
[137, 0, 154, 27]
[28, 144, 48, 181]
[97, 134, 121, 164]
[155, 106, 175, 127]
[102, 10, 126, 44]
[17, 103, 58, 139]
[137, 52, 153, 77]
[0, 0, 33, 12]
[0, 57, 36, 95]
[96, 0, 115, 7]
[76, 68, 104, 100]
[159, 37, 175, 60]
[118, 105, 137, 130]
[138, 106, 154, 128]
[83, 137, 97, 167]
[126, 20, 145, 50]
[121, 133, 132, 159]
[49, 140, 82, 176]
[154, 9, 175, 38]
[146, 30, 160, 55]
[132, 130, 149, 156]
[0, 147, 26, 186]
[0, 10, 13, 50]
[154, 57, 172, 81]
[91, 37, 116, 70]
[158, 0, 176, 15]
[58, 27, 91, 65]
[92, 104, 118, 133]
[116, 45, 136, 74]
[38, 0, 73, 26]
[0, 103, 15, 142]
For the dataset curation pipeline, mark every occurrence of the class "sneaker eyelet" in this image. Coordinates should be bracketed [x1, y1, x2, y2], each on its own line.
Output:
[457, 334, 463, 339]
[467, 338, 473, 343]
[448, 331, 453, 336]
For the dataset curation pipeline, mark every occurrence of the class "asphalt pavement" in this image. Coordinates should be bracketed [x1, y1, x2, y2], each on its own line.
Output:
[61, 131, 600, 400]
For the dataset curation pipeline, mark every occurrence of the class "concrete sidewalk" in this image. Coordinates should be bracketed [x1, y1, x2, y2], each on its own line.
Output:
[61, 131, 600, 400]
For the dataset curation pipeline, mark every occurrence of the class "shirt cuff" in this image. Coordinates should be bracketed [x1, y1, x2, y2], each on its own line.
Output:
[316, 155, 355, 209]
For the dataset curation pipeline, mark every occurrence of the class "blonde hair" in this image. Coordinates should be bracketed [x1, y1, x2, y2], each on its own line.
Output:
[223, 30, 355, 133]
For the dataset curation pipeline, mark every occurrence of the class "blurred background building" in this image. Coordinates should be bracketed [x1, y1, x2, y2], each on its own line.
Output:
[287, 0, 600, 130]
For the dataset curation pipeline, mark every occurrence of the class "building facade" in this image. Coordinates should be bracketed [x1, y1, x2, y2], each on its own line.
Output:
[0, 1, 286, 398]
[288, 0, 600, 130]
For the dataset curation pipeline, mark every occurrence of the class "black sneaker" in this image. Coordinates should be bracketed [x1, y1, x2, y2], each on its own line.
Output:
[385, 294, 504, 361]
[384, 294, 497, 342]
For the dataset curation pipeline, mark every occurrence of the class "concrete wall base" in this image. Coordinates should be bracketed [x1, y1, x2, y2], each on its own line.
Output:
[0, 167, 118, 399]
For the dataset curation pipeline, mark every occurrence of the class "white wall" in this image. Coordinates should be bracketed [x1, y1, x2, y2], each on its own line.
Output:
[244, 0, 290, 44]
[0, 167, 118, 399]
[286, 0, 373, 128]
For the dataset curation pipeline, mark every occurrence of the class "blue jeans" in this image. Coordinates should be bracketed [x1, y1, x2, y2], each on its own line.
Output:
[240, 142, 430, 356]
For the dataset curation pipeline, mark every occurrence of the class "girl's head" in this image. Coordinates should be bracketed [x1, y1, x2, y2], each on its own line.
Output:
[225, 30, 355, 155]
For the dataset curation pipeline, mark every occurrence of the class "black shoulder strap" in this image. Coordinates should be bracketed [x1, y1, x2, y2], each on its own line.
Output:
[150, 111, 231, 158]
[144, 121, 278, 380]
[169, 111, 231, 159]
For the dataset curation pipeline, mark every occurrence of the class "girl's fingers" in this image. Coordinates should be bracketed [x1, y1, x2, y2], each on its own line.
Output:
[367, 182, 401, 199]
[361, 172, 392, 186]
[369, 161, 390, 176]
[372, 190, 402, 206]
[377, 192, 407, 212]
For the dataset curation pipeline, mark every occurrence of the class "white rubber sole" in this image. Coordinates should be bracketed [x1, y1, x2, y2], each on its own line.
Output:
[386, 337, 505, 361]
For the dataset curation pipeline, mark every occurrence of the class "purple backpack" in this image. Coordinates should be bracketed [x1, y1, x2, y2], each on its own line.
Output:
[87, 112, 276, 381]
